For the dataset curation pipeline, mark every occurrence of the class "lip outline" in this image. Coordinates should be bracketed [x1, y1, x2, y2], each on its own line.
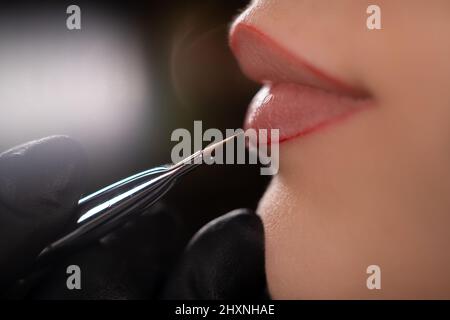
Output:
[229, 22, 373, 144]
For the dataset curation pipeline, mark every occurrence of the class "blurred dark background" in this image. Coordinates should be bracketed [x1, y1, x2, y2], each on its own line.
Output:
[0, 0, 269, 238]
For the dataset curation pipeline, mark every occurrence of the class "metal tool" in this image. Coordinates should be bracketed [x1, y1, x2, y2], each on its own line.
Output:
[37, 133, 240, 262]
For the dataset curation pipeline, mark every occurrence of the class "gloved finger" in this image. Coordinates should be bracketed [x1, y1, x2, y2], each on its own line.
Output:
[30, 203, 189, 299]
[0, 136, 86, 288]
[162, 208, 269, 299]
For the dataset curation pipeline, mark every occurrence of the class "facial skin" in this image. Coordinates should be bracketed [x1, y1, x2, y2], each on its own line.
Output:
[230, 0, 450, 299]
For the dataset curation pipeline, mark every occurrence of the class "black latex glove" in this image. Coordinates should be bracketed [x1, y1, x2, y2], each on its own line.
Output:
[162, 209, 268, 299]
[30, 208, 268, 300]
[0, 136, 268, 299]
[0, 136, 86, 291]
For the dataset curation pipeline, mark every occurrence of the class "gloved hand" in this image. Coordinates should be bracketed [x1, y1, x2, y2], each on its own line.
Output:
[162, 209, 268, 299]
[0, 136, 268, 299]
[0, 136, 86, 291]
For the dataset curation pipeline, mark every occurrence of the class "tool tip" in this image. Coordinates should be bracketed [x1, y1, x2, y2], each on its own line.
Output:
[202, 132, 243, 160]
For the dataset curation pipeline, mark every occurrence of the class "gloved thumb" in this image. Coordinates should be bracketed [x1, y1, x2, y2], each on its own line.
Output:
[162, 208, 269, 299]
[0, 136, 86, 288]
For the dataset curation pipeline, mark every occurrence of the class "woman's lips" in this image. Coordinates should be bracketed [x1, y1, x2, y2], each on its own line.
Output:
[229, 23, 373, 143]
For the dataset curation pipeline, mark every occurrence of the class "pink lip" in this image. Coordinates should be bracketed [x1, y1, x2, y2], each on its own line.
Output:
[229, 23, 373, 143]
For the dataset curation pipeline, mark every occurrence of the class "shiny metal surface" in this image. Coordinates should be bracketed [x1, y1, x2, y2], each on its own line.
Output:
[38, 134, 240, 261]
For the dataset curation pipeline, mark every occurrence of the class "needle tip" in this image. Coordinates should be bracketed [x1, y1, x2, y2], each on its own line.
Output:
[202, 132, 243, 159]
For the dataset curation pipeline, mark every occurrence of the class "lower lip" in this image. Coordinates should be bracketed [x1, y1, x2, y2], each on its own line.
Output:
[244, 83, 372, 143]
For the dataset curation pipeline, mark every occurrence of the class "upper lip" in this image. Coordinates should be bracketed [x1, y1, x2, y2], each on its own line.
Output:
[229, 23, 369, 98]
